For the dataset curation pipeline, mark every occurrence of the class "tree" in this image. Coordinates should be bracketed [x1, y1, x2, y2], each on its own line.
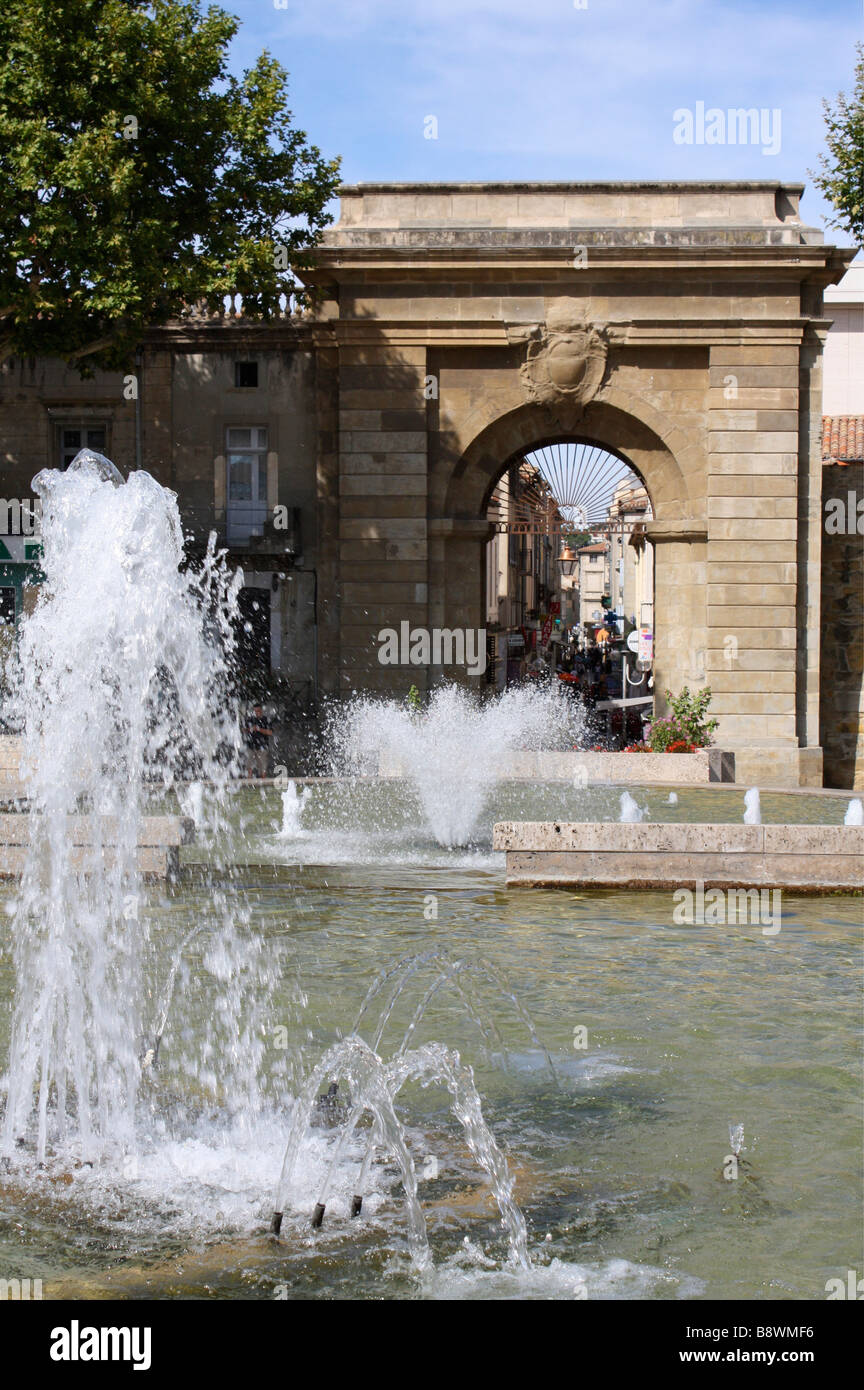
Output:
[0, 0, 341, 370]
[810, 42, 864, 248]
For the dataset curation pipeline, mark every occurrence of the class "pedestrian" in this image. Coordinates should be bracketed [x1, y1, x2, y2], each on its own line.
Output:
[244, 704, 273, 779]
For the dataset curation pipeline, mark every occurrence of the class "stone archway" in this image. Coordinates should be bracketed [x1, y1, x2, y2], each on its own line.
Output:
[312, 180, 853, 783]
[429, 394, 707, 707]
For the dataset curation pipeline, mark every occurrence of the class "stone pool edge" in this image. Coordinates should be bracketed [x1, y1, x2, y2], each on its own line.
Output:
[492, 821, 864, 893]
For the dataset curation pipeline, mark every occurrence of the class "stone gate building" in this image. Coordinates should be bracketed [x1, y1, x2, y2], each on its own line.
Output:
[0, 181, 859, 786]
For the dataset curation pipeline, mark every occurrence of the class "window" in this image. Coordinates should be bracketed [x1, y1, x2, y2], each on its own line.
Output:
[234, 362, 259, 389]
[59, 423, 107, 470]
[226, 426, 269, 544]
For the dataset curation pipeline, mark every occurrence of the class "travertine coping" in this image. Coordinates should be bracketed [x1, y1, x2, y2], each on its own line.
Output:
[0, 813, 194, 880]
[0, 845, 180, 879]
[379, 749, 734, 783]
[0, 813, 194, 847]
[492, 821, 864, 892]
[492, 822, 859, 852]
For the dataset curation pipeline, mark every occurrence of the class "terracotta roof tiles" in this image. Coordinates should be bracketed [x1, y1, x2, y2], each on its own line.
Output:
[822, 415, 864, 464]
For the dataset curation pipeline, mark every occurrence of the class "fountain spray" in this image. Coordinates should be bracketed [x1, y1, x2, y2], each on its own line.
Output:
[1, 451, 242, 1165]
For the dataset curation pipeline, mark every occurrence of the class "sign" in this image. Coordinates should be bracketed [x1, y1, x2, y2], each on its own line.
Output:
[626, 630, 639, 654]
[0, 537, 42, 563]
[550, 601, 561, 616]
[638, 628, 654, 664]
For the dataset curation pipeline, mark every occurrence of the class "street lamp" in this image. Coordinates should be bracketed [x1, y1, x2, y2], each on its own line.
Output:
[558, 544, 578, 577]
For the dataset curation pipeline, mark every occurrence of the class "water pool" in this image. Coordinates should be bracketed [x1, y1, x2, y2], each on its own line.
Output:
[1, 783, 859, 1301]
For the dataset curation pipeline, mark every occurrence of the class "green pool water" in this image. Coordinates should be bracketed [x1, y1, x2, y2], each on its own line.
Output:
[0, 783, 860, 1300]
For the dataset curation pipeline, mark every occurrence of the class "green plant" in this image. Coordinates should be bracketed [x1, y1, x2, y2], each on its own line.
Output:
[405, 684, 422, 716]
[646, 686, 718, 752]
[810, 42, 864, 248]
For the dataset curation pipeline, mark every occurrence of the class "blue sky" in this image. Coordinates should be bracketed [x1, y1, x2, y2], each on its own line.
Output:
[227, 0, 861, 243]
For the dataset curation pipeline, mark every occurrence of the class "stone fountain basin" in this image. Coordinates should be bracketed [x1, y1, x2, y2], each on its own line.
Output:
[0, 812, 195, 879]
[492, 820, 864, 891]
[379, 749, 735, 783]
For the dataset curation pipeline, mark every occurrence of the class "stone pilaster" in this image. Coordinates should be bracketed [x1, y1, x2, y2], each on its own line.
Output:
[705, 343, 813, 783]
[314, 345, 341, 696]
[337, 345, 429, 693]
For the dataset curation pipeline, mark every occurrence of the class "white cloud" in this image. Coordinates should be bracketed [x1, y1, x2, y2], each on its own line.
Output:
[230, 0, 861, 237]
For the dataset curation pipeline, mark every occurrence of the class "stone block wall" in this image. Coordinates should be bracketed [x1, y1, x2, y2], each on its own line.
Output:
[820, 462, 864, 789]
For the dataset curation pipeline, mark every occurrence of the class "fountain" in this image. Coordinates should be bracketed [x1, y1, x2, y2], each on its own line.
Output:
[0, 450, 859, 1302]
[0, 450, 538, 1285]
[618, 790, 645, 823]
[1, 451, 242, 1164]
[743, 787, 762, 824]
[331, 683, 585, 848]
[844, 798, 863, 826]
[278, 780, 310, 839]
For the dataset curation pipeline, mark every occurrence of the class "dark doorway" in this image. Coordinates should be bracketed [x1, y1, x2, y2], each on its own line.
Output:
[235, 586, 272, 695]
[0, 587, 15, 628]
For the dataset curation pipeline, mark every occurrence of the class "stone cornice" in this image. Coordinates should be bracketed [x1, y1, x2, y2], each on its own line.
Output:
[329, 318, 812, 349]
[336, 180, 806, 193]
[322, 229, 816, 251]
[306, 243, 854, 291]
[143, 315, 817, 352]
[644, 520, 708, 543]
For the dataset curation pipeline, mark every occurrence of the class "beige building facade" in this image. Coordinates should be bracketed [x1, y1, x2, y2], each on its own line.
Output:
[0, 180, 857, 785]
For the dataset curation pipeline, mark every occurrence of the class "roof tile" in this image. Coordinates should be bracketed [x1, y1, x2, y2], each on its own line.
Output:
[822, 415, 864, 464]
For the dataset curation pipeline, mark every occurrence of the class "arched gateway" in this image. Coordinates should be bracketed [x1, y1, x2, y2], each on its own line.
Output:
[308, 180, 853, 787]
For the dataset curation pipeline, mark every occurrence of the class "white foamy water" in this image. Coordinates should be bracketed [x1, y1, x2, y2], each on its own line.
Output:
[1, 451, 242, 1163]
[743, 788, 761, 824]
[278, 780, 310, 839]
[844, 798, 863, 826]
[420, 1253, 704, 1301]
[619, 790, 645, 823]
[331, 684, 586, 848]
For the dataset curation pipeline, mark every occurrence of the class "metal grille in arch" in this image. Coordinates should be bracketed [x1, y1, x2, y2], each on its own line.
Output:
[487, 443, 646, 534]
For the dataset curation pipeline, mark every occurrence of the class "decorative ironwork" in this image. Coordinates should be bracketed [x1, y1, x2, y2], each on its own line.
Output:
[487, 443, 648, 536]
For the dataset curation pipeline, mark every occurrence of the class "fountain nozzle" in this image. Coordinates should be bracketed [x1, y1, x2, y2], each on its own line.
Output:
[350, 1194, 363, 1218]
[270, 1211, 283, 1236]
[311, 1202, 326, 1229]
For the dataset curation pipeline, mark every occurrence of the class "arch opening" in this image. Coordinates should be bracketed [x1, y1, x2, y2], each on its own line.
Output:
[482, 441, 654, 726]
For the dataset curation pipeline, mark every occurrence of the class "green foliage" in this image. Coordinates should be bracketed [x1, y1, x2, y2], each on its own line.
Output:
[0, 0, 341, 369]
[405, 684, 422, 715]
[810, 42, 864, 248]
[646, 686, 718, 752]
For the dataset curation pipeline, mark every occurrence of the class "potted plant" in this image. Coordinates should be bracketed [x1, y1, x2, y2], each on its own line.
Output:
[642, 686, 718, 752]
